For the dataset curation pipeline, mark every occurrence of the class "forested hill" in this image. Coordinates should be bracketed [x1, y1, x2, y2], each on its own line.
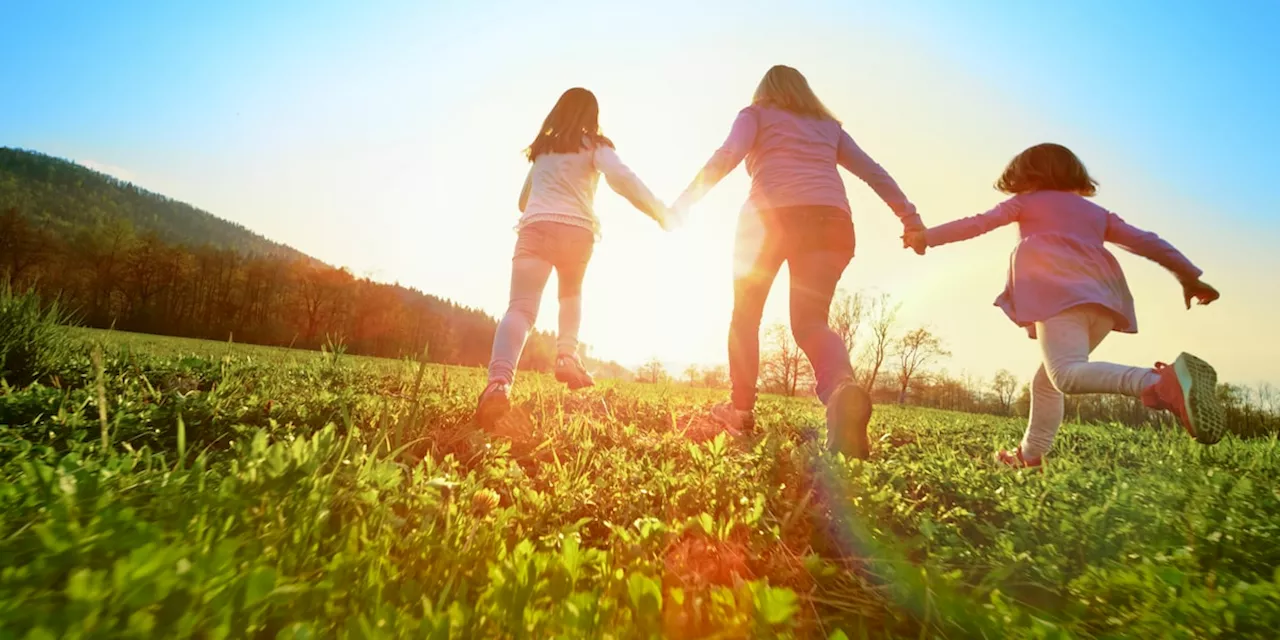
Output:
[0, 147, 307, 260]
[0, 146, 632, 378]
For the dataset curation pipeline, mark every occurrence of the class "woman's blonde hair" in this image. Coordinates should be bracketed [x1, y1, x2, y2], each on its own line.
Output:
[752, 65, 839, 122]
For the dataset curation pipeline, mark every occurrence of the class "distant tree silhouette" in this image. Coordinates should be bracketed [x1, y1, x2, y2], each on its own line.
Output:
[639, 358, 667, 384]
[894, 327, 950, 404]
[701, 365, 728, 389]
[761, 323, 812, 397]
[859, 293, 899, 392]
[829, 288, 865, 358]
[991, 369, 1019, 415]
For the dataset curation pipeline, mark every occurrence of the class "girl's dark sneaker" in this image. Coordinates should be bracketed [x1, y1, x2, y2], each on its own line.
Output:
[826, 382, 873, 459]
[996, 447, 1042, 469]
[1141, 353, 1225, 445]
[555, 354, 594, 390]
[710, 402, 755, 436]
[475, 381, 511, 429]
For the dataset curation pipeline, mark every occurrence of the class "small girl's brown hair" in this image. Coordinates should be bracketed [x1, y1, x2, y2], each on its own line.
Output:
[996, 143, 1098, 196]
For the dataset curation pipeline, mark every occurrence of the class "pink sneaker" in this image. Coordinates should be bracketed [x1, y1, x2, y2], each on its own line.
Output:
[1140, 353, 1225, 445]
[995, 447, 1042, 469]
[555, 354, 594, 390]
[475, 381, 510, 429]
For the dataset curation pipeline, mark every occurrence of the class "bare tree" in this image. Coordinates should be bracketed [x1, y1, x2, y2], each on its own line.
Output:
[683, 364, 701, 387]
[639, 357, 668, 384]
[702, 365, 728, 389]
[761, 323, 811, 396]
[1257, 382, 1277, 415]
[894, 327, 950, 404]
[829, 289, 865, 357]
[992, 369, 1019, 415]
[859, 293, 899, 392]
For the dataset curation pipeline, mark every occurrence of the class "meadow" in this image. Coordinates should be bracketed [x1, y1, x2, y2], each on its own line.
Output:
[2, 323, 1279, 638]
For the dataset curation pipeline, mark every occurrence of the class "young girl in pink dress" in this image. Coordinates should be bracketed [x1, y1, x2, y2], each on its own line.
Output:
[905, 143, 1223, 467]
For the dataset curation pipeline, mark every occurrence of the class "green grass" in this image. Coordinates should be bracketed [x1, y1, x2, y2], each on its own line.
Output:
[69, 328, 396, 367]
[1, 331, 1278, 638]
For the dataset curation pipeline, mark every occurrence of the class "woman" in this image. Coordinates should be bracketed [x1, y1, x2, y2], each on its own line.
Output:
[671, 65, 923, 458]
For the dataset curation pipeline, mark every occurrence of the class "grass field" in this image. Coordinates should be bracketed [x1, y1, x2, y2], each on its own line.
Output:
[2, 329, 1279, 638]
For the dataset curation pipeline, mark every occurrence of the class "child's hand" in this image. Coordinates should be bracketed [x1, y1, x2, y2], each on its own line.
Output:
[1182, 279, 1220, 309]
[657, 205, 682, 232]
[902, 229, 927, 255]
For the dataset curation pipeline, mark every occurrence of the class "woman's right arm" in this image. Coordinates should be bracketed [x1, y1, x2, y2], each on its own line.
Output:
[924, 197, 1022, 247]
[593, 146, 666, 221]
[670, 108, 758, 212]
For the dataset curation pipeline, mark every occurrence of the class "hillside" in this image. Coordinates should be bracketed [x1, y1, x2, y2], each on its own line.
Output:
[0, 146, 631, 377]
[0, 147, 307, 260]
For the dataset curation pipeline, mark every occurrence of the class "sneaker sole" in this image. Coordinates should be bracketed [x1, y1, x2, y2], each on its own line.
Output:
[476, 393, 511, 430]
[826, 385, 873, 459]
[1174, 353, 1225, 445]
[709, 408, 755, 437]
[554, 370, 594, 391]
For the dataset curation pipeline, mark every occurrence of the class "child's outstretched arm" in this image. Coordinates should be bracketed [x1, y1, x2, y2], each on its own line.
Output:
[670, 108, 757, 213]
[923, 198, 1021, 248]
[1103, 212, 1201, 279]
[1104, 211, 1218, 308]
[593, 145, 668, 225]
[837, 130, 923, 232]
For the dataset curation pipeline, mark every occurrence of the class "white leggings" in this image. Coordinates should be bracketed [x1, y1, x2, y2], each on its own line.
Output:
[1021, 306, 1158, 459]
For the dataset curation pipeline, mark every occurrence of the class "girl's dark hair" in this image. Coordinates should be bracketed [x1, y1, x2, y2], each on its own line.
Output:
[525, 88, 614, 161]
[996, 143, 1099, 196]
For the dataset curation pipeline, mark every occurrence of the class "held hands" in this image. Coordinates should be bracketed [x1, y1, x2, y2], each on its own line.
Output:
[902, 229, 927, 256]
[1181, 278, 1220, 310]
[656, 204, 684, 232]
[657, 198, 692, 232]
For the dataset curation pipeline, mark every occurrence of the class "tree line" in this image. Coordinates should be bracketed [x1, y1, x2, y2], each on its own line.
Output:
[0, 206, 630, 376]
[668, 289, 1279, 437]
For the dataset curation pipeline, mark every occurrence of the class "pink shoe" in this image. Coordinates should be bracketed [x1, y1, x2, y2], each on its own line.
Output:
[555, 354, 594, 390]
[995, 447, 1042, 469]
[1140, 353, 1225, 445]
[475, 381, 510, 429]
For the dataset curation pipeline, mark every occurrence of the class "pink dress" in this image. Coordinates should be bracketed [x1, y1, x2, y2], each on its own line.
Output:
[924, 190, 1202, 338]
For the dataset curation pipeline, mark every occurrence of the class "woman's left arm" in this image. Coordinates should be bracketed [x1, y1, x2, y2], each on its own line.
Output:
[837, 131, 922, 231]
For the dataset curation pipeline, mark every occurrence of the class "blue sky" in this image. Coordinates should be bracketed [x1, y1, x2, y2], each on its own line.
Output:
[3, 0, 1278, 384]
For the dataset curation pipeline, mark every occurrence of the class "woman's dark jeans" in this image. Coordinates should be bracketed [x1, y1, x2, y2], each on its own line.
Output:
[729, 206, 856, 410]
